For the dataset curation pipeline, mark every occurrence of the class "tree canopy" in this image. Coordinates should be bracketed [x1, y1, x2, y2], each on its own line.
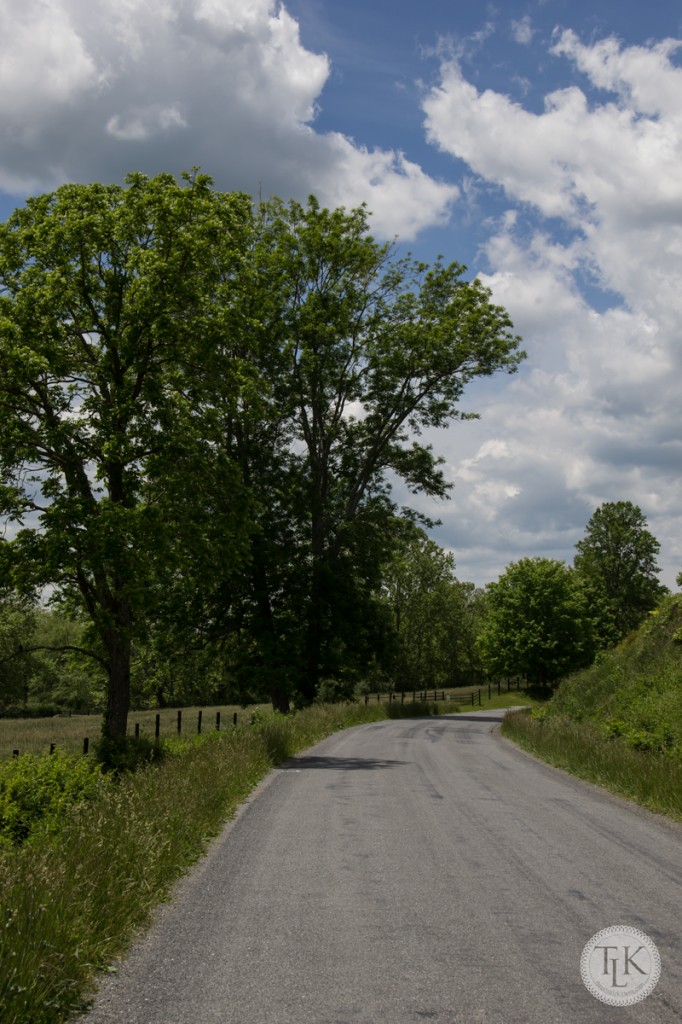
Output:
[477, 557, 595, 687]
[574, 500, 667, 645]
[0, 172, 254, 736]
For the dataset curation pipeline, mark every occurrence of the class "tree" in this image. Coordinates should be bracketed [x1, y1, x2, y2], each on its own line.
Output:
[0, 173, 253, 738]
[225, 196, 525, 706]
[379, 527, 484, 690]
[478, 557, 594, 687]
[574, 501, 667, 644]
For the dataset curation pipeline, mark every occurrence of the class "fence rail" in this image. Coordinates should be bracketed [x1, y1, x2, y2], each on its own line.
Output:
[6, 680, 523, 758]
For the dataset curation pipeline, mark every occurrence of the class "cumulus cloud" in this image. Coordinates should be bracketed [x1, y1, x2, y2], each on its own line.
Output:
[0, 0, 456, 239]
[420, 32, 682, 586]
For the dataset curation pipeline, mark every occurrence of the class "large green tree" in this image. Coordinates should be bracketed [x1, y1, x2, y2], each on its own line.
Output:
[574, 500, 667, 645]
[380, 527, 484, 690]
[223, 196, 525, 707]
[0, 173, 253, 738]
[478, 557, 595, 687]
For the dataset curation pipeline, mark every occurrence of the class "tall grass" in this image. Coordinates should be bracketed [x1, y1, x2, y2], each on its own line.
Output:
[502, 709, 682, 822]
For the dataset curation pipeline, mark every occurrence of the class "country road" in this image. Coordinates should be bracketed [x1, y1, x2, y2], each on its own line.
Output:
[78, 709, 682, 1024]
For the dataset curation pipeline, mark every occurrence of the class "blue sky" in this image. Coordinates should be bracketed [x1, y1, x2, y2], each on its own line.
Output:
[1, 0, 681, 587]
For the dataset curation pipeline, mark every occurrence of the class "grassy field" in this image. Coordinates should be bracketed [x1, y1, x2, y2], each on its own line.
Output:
[0, 704, 271, 760]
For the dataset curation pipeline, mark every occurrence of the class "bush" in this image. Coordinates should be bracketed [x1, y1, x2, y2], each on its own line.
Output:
[94, 735, 165, 775]
[0, 751, 105, 847]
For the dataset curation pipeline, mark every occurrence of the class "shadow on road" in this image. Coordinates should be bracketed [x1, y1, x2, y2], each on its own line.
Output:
[438, 713, 508, 722]
[282, 755, 410, 771]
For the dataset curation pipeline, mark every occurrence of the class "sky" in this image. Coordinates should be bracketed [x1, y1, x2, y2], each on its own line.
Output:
[1, 0, 681, 589]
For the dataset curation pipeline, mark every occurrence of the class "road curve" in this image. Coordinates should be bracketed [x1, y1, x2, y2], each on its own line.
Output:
[79, 709, 682, 1024]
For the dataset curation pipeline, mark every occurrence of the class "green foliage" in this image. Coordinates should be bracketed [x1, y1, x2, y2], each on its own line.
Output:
[0, 750, 104, 847]
[541, 594, 682, 756]
[378, 526, 486, 689]
[0, 172, 254, 736]
[193, 194, 523, 708]
[0, 600, 35, 710]
[574, 500, 667, 645]
[315, 677, 356, 704]
[94, 735, 164, 775]
[478, 557, 595, 686]
[0, 602, 105, 713]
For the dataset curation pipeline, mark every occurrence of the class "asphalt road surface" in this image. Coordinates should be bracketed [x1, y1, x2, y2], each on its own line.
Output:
[78, 709, 682, 1024]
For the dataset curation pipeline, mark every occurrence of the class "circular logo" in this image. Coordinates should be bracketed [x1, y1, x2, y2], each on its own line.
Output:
[580, 925, 661, 1006]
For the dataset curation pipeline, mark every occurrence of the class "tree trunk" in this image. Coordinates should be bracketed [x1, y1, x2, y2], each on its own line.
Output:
[303, 558, 325, 705]
[249, 543, 291, 714]
[102, 598, 132, 739]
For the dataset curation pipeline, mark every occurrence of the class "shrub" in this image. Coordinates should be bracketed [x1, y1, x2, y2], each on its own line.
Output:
[0, 751, 105, 847]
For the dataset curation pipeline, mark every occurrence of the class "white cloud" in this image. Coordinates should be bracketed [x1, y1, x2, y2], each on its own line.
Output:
[419, 33, 682, 586]
[106, 105, 188, 142]
[511, 16, 534, 46]
[0, 0, 455, 239]
[0, 1, 101, 117]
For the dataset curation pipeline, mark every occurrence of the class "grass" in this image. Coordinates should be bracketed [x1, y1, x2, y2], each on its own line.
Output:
[502, 709, 682, 822]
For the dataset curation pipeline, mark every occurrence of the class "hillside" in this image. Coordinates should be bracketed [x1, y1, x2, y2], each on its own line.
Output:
[536, 594, 682, 756]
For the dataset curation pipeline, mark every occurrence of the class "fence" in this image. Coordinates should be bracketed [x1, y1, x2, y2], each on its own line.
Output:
[364, 679, 522, 707]
[7, 679, 523, 758]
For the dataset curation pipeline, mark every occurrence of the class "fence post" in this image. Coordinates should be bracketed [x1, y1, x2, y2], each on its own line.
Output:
[155, 714, 160, 740]
[49, 743, 55, 755]
[364, 694, 368, 705]
[478, 689, 482, 706]
[83, 737, 89, 755]
[197, 709, 202, 735]
[401, 691, 405, 704]
[177, 709, 182, 735]
[497, 681, 501, 696]
[12, 749, 19, 758]
[216, 711, 221, 731]
[377, 693, 380, 703]
[507, 679, 510, 692]
[488, 683, 491, 700]
[135, 722, 140, 739]
[233, 712, 238, 726]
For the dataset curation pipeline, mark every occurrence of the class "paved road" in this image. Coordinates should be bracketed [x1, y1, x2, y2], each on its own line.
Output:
[79, 709, 682, 1024]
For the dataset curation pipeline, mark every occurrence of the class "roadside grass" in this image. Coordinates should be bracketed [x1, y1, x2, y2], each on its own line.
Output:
[502, 709, 682, 823]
